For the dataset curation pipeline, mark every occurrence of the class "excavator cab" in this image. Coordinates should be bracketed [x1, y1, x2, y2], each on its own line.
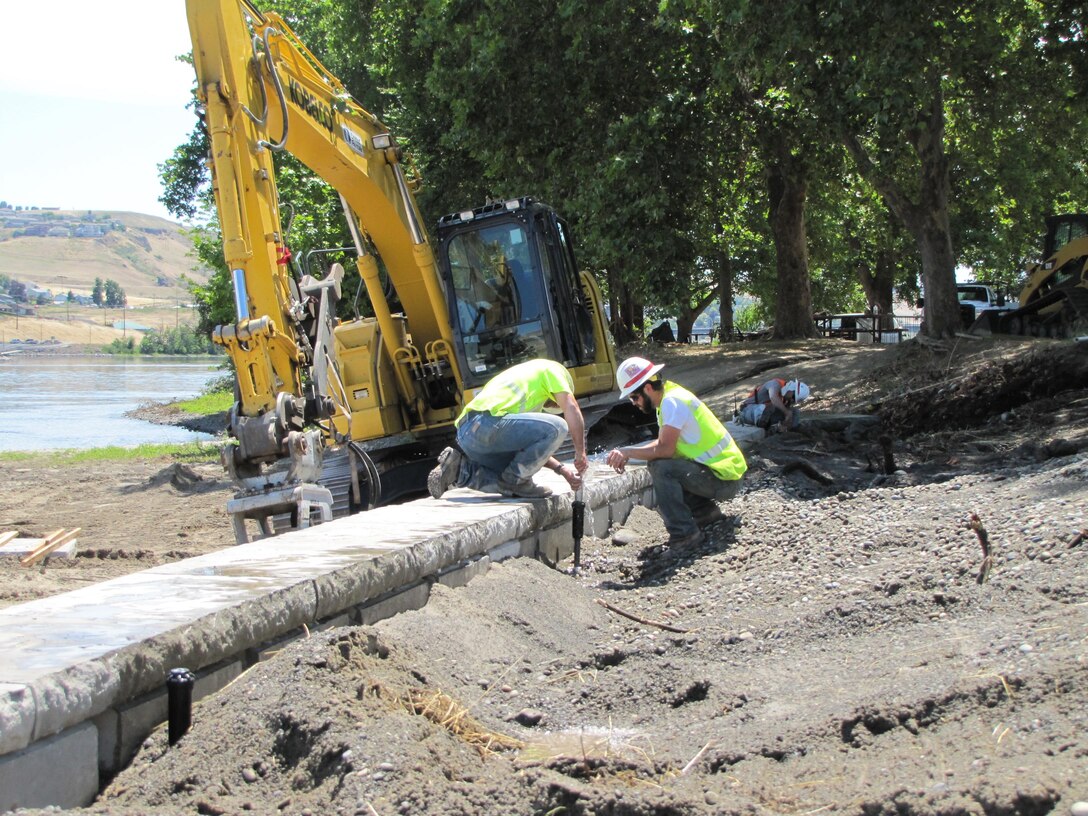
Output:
[437, 198, 601, 391]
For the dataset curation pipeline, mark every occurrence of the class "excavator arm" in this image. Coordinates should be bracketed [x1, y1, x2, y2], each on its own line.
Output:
[187, 0, 461, 474]
[187, 0, 619, 540]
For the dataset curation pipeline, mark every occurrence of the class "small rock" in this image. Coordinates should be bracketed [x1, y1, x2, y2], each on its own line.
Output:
[508, 708, 546, 727]
[1070, 802, 1088, 816]
[241, 767, 258, 784]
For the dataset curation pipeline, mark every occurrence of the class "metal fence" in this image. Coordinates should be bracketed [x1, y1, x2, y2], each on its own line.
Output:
[663, 314, 923, 345]
[814, 313, 922, 344]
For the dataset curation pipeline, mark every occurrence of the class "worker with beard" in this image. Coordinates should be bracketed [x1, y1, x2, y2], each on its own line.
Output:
[605, 356, 747, 548]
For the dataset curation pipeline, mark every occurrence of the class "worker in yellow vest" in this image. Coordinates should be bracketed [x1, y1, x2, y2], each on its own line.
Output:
[605, 356, 747, 548]
[428, 359, 589, 499]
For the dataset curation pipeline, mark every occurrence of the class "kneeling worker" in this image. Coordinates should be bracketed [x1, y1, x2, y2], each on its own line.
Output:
[605, 356, 747, 548]
[428, 359, 589, 499]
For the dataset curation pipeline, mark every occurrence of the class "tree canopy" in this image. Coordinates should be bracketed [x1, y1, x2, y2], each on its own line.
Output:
[164, 0, 1088, 340]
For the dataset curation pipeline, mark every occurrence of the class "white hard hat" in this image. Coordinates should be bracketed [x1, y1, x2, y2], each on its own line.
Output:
[783, 380, 810, 402]
[616, 356, 665, 398]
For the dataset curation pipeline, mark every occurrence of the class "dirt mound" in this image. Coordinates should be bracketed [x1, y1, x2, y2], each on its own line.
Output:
[127, 402, 229, 436]
[92, 467, 1088, 815]
[877, 342, 1088, 441]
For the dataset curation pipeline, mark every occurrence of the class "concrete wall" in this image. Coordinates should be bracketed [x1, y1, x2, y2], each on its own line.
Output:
[0, 467, 654, 813]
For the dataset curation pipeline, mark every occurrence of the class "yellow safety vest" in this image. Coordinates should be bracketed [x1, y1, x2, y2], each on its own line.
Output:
[455, 359, 574, 426]
[659, 382, 747, 481]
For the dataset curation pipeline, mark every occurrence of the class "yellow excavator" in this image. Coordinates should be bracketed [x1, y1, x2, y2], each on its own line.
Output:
[976, 214, 1088, 338]
[186, 0, 618, 541]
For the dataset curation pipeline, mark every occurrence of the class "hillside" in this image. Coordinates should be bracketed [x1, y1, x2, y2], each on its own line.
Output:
[0, 209, 209, 304]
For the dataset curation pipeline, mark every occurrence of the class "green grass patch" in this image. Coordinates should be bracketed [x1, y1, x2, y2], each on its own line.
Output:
[0, 442, 221, 466]
[176, 389, 233, 414]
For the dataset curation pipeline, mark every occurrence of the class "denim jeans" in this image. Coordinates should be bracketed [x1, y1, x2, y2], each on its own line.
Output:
[455, 411, 568, 492]
[648, 458, 742, 537]
[740, 403, 799, 430]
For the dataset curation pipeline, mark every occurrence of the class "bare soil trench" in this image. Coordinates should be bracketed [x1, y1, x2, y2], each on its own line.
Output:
[4, 337, 1088, 816]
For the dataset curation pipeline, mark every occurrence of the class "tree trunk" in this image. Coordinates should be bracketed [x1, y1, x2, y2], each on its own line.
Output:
[718, 251, 735, 341]
[765, 141, 816, 339]
[607, 268, 642, 346]
[676, 314, 693, 343]
[914, 212, 959, 338]
[857, 249, 897, 329]
[842, 79, 959, 339]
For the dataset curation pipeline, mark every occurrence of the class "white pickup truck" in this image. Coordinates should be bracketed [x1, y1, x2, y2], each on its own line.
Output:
[957, 282, 1013, 326]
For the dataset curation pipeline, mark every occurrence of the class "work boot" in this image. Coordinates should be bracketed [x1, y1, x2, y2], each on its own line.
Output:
[665, 529, 705, 549]
[694, 504, 725, 528]
[427, 447, 463, 499]
[497, 477, 553, 498]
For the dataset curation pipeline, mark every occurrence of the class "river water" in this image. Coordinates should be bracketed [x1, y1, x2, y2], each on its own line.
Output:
[0, 355, 222, 452]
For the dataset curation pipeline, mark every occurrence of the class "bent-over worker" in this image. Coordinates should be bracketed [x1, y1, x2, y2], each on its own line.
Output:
[738, 378, 810, 434]
[605, 356, 747, 548]
[428, 359, 588, 499]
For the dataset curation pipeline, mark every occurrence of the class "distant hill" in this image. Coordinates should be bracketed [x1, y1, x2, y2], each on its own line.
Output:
[0, 209, 211, 305]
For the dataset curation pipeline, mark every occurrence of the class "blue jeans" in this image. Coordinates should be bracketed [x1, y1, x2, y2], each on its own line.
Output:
[454, 411, 568, 492]
[649, 458, 742, 537]
[740, 403, 799, 429]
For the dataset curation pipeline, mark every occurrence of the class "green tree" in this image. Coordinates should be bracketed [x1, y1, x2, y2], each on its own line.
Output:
[737, 0, 1088, 337]
[371, 0, 719, 342]
[104, 279, 127, 308]
[92, 278, 105, 307]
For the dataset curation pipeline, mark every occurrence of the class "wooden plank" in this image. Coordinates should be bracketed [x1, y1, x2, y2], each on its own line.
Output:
[0, 531, 19, 548]
[17, 529, 66, 566]
[20, 528, 81, 567]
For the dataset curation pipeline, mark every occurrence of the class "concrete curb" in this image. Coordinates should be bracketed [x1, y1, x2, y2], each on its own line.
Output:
[0, 464, 653, 812]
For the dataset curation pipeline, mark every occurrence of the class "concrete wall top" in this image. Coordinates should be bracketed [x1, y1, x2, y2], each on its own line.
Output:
[0, 463, 651, 756]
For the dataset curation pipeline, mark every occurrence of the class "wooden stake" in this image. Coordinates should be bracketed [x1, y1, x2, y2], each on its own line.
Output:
[970, 514, 993, 585]
[0, 531, 19, 548]
[681, 740, 715, 775]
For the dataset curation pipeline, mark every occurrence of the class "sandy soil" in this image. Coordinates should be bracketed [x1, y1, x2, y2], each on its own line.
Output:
[0, 459, 232, 609]
[5, 336, 1088, 815]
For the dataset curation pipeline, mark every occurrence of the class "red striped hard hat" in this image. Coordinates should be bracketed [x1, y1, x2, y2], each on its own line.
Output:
[617, 356, 665, 398]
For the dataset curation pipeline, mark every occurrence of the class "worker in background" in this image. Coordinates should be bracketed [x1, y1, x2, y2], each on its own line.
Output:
[428, 359, 588, 500]
[605, 356, 747, 549]
[738, 378, 810, 434]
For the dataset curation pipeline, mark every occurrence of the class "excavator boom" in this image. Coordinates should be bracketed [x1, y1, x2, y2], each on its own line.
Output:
[185, 0, 617, 540]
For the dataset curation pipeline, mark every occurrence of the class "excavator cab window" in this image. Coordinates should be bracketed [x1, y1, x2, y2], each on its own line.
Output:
[444, 220, 550, 383]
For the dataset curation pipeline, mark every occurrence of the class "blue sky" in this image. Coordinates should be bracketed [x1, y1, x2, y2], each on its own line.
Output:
[0, 2, 196, 221]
